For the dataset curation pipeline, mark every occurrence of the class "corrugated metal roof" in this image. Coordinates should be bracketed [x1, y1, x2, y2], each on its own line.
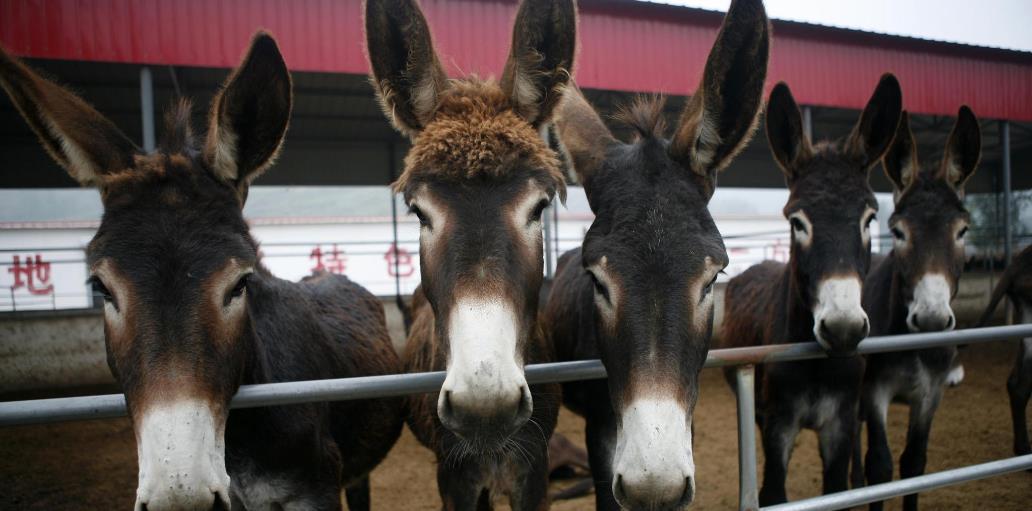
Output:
[1, 0, 1031, 121]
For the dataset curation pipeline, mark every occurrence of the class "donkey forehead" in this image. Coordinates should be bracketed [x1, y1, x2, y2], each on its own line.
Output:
[397, 82, 562, 189]
[894, 178, 966, 221]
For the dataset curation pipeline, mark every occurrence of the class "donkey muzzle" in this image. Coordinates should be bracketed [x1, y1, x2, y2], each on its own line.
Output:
[612, 398, 696, 510]
[134, 399, 231, 511]
[813, 277, 869, 354]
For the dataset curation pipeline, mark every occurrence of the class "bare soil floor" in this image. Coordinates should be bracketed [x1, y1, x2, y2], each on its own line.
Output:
[1, 341, 1029, 510]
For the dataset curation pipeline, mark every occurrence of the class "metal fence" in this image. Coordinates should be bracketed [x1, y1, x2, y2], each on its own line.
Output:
[2, 324, 1032, 510]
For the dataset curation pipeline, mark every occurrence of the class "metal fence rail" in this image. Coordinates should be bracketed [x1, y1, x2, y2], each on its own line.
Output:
[2, 323, 1031, 509]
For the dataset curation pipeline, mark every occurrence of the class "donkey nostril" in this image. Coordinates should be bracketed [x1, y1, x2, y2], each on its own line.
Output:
[819, 320, 833, 341]
[861, 317, 870, 336]
[441, 391, 454, 417]
[613, 474, 627, 502]
[680, 477, 695, 505]
[946, 315, 955, 330]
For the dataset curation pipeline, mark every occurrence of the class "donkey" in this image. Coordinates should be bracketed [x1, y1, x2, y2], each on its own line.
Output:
[858, 107, 981, 510]
[364, 0, 573, 508]
[719, 75, 902, 505]
[978, 245, 1032, 459]
[0, 34, 404, 511]
[540, 1, 770, 508]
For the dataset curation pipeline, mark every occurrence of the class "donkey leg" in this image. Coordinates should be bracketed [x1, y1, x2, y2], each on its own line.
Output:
[343, 477, 370, 511]
[899, 388, 943, 511]
[864, 391, 892, 511]
[584, 412, 620, 511]
[1010, 337, 1032, 457]
[758, 413, 800, 506]
[818, 407, 856, 495]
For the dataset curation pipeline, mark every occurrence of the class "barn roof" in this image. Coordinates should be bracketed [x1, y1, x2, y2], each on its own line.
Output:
[2, 0, 1031, 121]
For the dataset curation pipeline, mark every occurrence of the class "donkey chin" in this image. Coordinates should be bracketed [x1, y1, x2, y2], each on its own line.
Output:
[812, 277, 871, 356]
[612, 399, 696, 510]
[906, 274, 957, 333]
[437, 298, 534, 447]
[133, 399, 232, 511]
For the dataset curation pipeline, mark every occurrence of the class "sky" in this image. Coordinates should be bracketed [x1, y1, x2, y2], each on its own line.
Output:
[645, 0, 1032, 52]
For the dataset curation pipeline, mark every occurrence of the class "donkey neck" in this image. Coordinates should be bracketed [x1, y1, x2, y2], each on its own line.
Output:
[782, 262, 817, 343]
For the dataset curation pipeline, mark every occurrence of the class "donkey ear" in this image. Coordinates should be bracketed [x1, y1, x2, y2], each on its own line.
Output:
[669, 0, 770, 181]
[499, 0, 577, 126]
[846, 73, 903, 170]
[765, 82, 812, 181]
[940, 105, 981, 192]
[551, 83, 615, 188]
[365, 0, 449, 137]
[0, 46, 139, 185]
[882, 111, 918, 192]
[204, 32, 292, 194]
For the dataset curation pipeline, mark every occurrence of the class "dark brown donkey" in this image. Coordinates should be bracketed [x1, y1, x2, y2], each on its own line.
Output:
[719, 75, 902, 505]
[0, 35, 403, 510]
[364, 0, 573, 508]
[858, 108, 981, 511]
[978, 245, 1032, 460]
[541, 0, 770, 509]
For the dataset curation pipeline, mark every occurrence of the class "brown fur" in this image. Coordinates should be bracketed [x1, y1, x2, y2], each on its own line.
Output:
[394, 79, 566, 202]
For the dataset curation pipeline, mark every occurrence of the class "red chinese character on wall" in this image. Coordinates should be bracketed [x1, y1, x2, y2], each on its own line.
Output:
[310, 245, 348, 274]
[8, 254, 54, 295]
[384, 243, 415, 277]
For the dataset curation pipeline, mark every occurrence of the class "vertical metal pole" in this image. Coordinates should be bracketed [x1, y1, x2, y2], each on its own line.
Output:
[543, 203, 554, 278]
[802, 106, 813, 142]
[139, 67, 156, 153]
[736, 365, 759, 511]
[1001, 121, 1013, 265]
[389, 144, 402, 299]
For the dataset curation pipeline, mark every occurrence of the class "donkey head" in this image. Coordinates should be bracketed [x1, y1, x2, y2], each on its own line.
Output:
[766, 75, 901, 355]
[365, 0, 572, 444]
[552, 0, 769, 507]
[882, 107, 980, 332]
[0, 34, 291, 510]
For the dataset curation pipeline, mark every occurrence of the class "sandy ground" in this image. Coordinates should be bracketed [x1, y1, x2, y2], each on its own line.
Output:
[1, 341, 1029, 510]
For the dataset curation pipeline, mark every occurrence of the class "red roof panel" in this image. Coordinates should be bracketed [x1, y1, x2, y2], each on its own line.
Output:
[2, 0, 1031, 121]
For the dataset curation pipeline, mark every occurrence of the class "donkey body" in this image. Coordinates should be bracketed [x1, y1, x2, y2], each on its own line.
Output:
[542, 2, 771, 509]
[0, 35, 403, 511]
[719, 76, 902, 505]
[364, 0, 575, 508]
[979, 245, 1032, 459]
[858, 108, 981, 511]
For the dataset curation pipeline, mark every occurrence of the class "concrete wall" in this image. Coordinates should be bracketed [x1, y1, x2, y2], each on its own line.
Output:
[0, 272, 1013, 394]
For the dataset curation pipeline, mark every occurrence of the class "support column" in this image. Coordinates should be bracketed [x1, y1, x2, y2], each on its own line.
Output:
[543, 203, 555, 278]
[139, 66, 156, 153]
[389, 144, 402, 299]
[802, 105, 813, 142]
[1001, 121, 1013, 264]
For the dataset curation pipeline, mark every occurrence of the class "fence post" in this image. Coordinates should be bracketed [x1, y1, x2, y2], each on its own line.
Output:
[736, 364, 759, 511]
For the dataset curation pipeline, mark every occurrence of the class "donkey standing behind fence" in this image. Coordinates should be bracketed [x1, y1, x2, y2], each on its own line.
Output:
[541, 0, 770, 509]
[857, 107, 981, 511]
[0, 35, 404, 510]
[979, 245, 1032, 460]
[364, 0, 573, 508]
[719, 75, 902, 505]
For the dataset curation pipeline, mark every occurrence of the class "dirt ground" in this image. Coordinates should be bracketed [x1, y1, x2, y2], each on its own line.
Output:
[1, 341, 1029, 510]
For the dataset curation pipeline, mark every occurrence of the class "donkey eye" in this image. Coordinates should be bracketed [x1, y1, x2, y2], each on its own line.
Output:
[589, 272, 611, 304]
[790, 217, 807, 234]
[226, 273, 251, 305]
[865, 214, 877, 229]
[528, 199, 550, 225]
[956, 226, 968, 240]
[891, 227, 906, 241]
[87, 276, 115, 304]
[702, 272, 721, 301]
[409, 205, 431, 229]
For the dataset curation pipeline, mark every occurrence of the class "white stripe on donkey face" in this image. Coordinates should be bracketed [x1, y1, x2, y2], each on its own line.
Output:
[134, 399, 231, 511]
[613, 398, 695, 509]
[907, 273, 956, 332]
[438, 297, 532, 436]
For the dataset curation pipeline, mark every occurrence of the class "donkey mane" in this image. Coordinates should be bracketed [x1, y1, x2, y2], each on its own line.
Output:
[159, 98, 197, 156]
[392, 79, 566, 201]
[614, 95, 667, 140]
